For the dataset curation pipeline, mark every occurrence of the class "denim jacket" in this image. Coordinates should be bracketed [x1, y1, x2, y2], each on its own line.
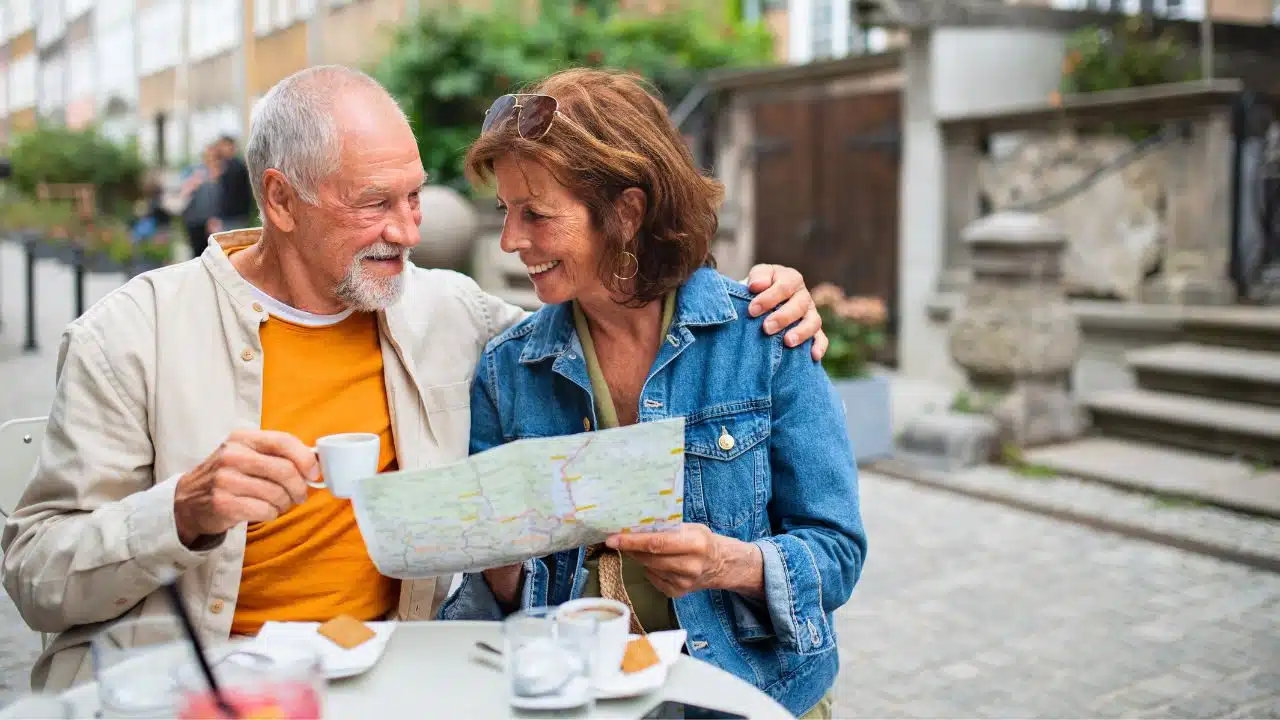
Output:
[438, 268, 867, 716]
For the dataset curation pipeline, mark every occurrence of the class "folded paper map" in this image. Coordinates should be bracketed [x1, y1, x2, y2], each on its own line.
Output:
[350, 417, 686, 577]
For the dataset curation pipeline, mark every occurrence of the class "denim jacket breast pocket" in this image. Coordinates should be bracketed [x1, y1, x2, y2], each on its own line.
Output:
[683, 402, 771, 538]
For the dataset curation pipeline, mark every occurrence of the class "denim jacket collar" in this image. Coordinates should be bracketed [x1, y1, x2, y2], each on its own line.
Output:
[518, 267, 739, 366]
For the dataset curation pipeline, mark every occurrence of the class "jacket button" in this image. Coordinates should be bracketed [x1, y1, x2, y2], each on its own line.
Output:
[210, 600, 225, 614]
[583, 417, 592, 431]
[240, 348, 255, 362]
[251, 302, 264, 313]
[718, 427, 735, 451]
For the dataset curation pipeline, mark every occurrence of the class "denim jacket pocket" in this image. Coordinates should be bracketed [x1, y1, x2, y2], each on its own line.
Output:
[684, 405, 770, 534]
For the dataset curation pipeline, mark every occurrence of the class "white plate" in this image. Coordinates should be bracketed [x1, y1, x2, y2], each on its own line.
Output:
[252, 621, 397, 680]
[594, 629, 687, 700]
[509, 676, 595, 711]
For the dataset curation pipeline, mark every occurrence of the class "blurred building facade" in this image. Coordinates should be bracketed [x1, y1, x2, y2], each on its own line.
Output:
[0, 0, 426, 163]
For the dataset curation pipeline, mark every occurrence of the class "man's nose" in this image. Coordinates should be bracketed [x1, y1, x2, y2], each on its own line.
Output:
[383, 204, 421, 248]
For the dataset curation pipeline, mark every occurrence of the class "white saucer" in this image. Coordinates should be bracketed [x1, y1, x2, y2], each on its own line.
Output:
[252, 621, 397, 680]
[594, 629, 687, 699]
[509, 676, 594, 711]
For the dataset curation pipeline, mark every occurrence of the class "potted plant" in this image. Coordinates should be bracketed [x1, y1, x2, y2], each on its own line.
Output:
[813, 283, 893, 463]
[81, 222, 131, 274]
[132, 236, 171, 275]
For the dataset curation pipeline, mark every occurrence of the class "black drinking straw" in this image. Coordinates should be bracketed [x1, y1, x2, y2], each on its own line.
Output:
[163, 580, 239, 719]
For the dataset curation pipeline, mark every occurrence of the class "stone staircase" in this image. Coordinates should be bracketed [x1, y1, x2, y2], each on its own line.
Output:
[1027, 307, 1280, 517]
[1080, 307, 1280, 465]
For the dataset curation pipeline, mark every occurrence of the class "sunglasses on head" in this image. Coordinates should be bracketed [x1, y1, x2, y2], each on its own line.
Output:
[481, 94, 559, 140]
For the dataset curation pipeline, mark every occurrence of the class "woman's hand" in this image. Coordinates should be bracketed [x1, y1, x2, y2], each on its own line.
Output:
[606, 525, 764, 601]
[744, 264, 828, 362]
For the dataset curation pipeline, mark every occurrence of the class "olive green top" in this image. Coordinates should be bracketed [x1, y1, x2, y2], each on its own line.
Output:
[571, 292, 678, 633]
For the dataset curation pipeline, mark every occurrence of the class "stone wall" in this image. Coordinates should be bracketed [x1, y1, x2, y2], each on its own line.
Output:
[979, 131, 1173, 301]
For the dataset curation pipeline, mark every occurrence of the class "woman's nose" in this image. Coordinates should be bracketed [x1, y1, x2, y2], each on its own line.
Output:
[499, 220, 529, 254]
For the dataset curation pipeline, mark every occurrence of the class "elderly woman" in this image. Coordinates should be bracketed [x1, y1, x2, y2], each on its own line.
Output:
[439, 69, 866, 718]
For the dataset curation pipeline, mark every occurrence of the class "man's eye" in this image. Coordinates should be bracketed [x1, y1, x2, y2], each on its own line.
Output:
[523, 209, 543, 221]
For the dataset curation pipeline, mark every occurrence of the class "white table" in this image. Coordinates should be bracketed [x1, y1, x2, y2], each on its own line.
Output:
[57, 621, 792, 719]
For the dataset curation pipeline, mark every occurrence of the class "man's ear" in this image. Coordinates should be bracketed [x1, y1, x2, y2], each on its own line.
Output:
[261, 169, 298, 232]
[616, 187, 647, 241]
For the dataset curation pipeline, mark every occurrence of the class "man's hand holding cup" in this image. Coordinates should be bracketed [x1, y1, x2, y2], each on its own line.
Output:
[173, 429, 317, 547]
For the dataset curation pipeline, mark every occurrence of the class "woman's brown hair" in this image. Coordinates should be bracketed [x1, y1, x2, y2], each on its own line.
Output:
[465, 68, 723, 306]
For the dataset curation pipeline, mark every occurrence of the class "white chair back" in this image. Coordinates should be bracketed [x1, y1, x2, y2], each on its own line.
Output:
[0, 417, 46, 517]
[0, 417, 50, 650]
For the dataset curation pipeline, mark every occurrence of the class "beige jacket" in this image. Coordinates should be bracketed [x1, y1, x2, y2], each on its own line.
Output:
[1, 230, 526, 692]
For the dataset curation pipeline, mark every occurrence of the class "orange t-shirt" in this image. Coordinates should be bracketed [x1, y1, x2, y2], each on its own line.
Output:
[230, 309, 401, 636]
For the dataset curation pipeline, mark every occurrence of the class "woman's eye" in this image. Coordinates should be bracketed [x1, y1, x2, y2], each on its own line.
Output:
[523, 208, 543, 221]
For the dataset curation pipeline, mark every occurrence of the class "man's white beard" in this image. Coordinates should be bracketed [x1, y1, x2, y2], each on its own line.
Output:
[335, 242, 408, 311]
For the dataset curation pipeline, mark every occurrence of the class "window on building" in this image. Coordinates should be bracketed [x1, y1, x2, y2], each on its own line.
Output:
[68, 41, 94, 100]
[9, 53, 37, 110]
[10, 0, 35, 37]
[139, 0, 182, 75]
[66, 0, 95, 21]
[38, 55, 66, 116]
[257, 0, 317, 36]
[37, 0, 68, 49]
[810, 0, 834, 59]
[97, 23, 138, 105]
[96, 0, 136, 30]
[189, 0, 239, 62]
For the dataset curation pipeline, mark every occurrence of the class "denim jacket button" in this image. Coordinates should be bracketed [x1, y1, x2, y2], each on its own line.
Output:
[583, 417, 592, 431]
[691, 640, 709, 650]
[718, 427, 735, 451]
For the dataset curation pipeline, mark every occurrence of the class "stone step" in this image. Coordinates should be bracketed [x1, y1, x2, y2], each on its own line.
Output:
[1180, 305, 1280, 352]
[1024, 437, 1280, 518]
[1084, 389, 1280, 464]
[1127, 342, 1280, 407]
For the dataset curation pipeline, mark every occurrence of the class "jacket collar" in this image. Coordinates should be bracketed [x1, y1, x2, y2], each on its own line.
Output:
[200, 228, 417, 338]
[518, 266, 737, 365]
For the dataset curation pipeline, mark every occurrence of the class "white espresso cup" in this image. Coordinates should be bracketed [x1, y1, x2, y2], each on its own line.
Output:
[556, 598, 631, 684]
[306, 432, 381, 499]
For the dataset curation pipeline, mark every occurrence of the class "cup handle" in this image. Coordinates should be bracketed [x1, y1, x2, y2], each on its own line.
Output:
[305, 446, 326, 489]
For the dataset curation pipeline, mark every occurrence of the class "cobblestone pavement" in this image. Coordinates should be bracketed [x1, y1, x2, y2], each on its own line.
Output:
[836, 474, 1280, 718]
[2, 242, 1278, 715]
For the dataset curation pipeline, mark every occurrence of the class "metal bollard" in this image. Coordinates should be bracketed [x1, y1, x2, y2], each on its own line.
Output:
[73, 247, 86, 319]
[23, 239, 37, 352]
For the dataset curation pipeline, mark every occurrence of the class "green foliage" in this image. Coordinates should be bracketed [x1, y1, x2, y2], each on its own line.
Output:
[999, 444, 1057, 480]
[7, 124, 145, 212]
[372, 0, 774, 193]
[950, 389, 999, 415]
[812, 283, 886, 380]
[1060, 17, 1199, 95]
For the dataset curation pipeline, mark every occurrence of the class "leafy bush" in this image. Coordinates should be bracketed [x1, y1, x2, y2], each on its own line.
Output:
[1059, 17, 1199, 97]
[372, 0, 774, 193]
[7, 124, 145, 215]
[812, 283, 887, 379]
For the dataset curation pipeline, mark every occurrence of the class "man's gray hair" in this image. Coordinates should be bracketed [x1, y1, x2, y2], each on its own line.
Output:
[245, 65, 406, 209]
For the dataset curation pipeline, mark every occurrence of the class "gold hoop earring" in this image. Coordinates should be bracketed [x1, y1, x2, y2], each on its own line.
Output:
[613, 251, 639, 281]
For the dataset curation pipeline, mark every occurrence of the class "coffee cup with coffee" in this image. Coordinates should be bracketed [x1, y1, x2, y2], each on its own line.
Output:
[556, 598, 631, 684]
[307, 432, 381, 499]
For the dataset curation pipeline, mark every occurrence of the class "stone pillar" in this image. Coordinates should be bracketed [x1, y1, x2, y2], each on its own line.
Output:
[937, 124, 981, 293]
[948, 212, 1085, 448]
[1141, 111, 1237, 305]
[410, 186, 479, 271]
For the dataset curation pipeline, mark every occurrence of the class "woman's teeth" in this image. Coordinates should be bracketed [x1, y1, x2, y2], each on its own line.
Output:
[527, 260, 560, 276]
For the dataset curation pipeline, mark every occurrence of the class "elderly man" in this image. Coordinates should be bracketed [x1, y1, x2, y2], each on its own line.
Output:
[1, 66, 827, 692]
